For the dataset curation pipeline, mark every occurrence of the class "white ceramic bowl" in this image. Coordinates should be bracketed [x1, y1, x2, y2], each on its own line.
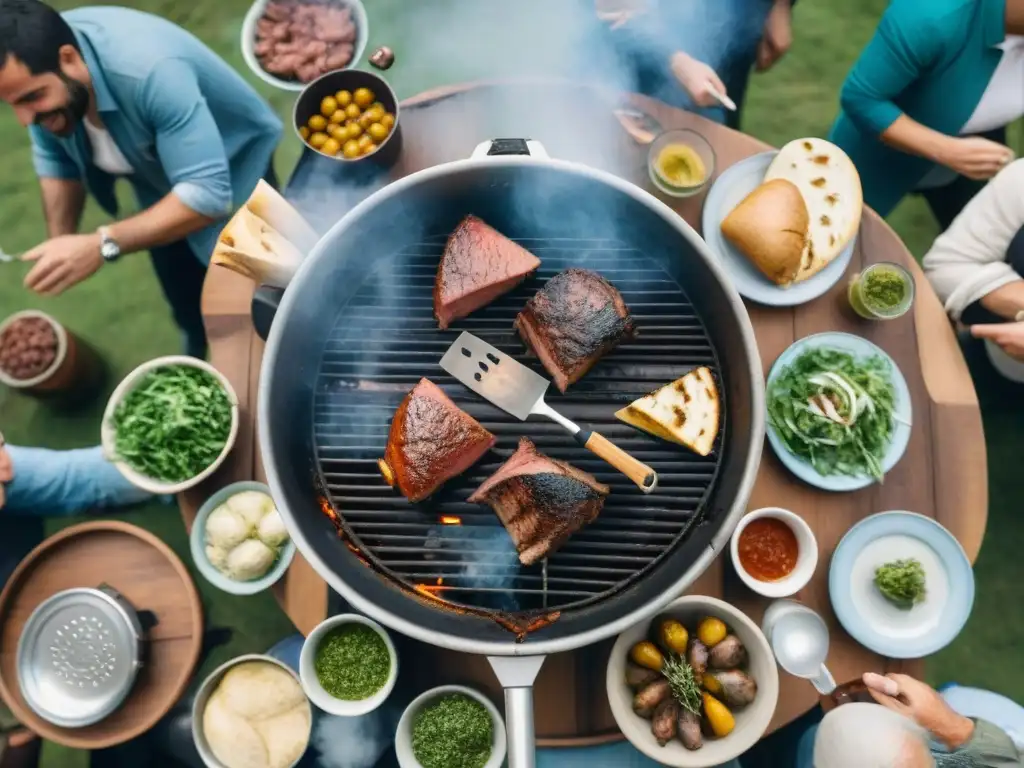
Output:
[395, 685, 507, 768]
[189, 481, 296, 595]
[240, 0, 370, 93]
[299, 614, 398, 716]
[101, 355, 239, 494]
[731, 507, 818, 598]
[192, 654, 312, 768]
[0, 309, 68, 389]
[606, 595, 779, 768]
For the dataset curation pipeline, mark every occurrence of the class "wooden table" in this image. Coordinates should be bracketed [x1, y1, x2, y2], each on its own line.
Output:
[180, 81, 987, 744]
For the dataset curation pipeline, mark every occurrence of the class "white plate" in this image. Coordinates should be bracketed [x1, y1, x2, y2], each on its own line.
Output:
[701, 152, 855, 306]
[765, 332, 912, 492]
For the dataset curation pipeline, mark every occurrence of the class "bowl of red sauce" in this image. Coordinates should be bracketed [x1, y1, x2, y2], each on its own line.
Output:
[730, 507, 817, 598]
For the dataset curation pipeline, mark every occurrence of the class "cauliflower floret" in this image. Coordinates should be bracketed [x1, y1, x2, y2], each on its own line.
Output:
[225, 539, 277, 581]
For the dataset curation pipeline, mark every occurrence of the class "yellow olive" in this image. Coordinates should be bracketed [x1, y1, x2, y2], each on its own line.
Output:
[329, 124, 347, 141]
[344, 103, 362, 120]
[367, 122, 389, 142]
[307, 114, 327, 132]
[329, 109, 346, 125]
[656, 619, 689, 656]
[308, 131, 329, 149]
[702, 692, 735, 737]
[298, 126, 310, 140]
[381, 112, 395, 129]
[371, 100, 385, 111]
[321, 137, 341, 156]
[697, 617, 728, 648]
[320, 95, 338, 117]
[357, 133, 374, 148]
[335, 89, 353, 107]
[345, 122, 363, 140]
[342, 139, 361, 158]
[629, 641, 664, 671]
[702, 673, 722, 695]
[353, 87, 374, 107]
[361, 141, 378, 155]
[362, 106, 384, 125]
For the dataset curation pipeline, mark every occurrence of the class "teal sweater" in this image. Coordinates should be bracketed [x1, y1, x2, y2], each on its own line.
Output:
[828, 0, 1006, 217]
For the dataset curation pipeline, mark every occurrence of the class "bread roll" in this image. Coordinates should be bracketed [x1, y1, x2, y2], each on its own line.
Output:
[720, 179, 809, 286]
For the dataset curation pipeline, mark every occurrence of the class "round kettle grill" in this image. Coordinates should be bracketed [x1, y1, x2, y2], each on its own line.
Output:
[258, 140, 765, 768]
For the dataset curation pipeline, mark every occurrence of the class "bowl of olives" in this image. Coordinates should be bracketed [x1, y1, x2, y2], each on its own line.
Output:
[605, 595, 779, 767]
[293, 69, 401, 166]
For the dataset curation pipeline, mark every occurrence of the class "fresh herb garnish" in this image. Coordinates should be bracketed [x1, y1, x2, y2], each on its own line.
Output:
[314, 624, 390, 700]
[112, 365, 232, 482]
[862, 267, 908, 311]
[767, 347, 899, 481]
[662, 654, 702, 715]
[874, 558, 926, 609]
[412, 694, 493, 768]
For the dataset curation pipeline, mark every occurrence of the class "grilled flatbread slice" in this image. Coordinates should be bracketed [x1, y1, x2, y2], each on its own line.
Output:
[615, 367, 720, 456]
[764, 138, 862, 284]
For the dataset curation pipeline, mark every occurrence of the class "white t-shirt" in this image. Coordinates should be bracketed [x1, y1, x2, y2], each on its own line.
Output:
[83, 118, 134, 176]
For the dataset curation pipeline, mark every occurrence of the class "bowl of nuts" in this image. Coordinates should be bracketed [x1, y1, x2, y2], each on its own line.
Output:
[0, 310, 68, 392]
[293, 69, 401, 166]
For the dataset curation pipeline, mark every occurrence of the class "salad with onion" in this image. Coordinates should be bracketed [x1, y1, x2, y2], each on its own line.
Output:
[767, 347, 903, 481]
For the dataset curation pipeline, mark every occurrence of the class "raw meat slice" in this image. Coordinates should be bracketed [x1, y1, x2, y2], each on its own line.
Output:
[434, 215, 542, 329]
[468, 438, 610, 565]
[514, 268, 636, 392]
[378, 378, 495, 502]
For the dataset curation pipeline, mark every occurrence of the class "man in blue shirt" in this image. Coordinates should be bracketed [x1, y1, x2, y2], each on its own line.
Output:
[0, 1, 282, 358]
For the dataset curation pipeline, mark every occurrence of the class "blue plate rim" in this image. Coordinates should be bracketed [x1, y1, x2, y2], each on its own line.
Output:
[829, 510, 974, 659]
[765, 331, 913, 492]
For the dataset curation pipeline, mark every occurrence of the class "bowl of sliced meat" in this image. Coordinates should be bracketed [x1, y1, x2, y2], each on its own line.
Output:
[242, 0, 368, 91]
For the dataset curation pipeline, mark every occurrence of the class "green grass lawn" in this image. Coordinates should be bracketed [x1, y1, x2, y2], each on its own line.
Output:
[1, 1, 1022, 764]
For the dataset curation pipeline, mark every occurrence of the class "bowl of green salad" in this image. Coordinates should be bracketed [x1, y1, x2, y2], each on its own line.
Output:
[395, 685, 506, 768]
[101, 355, 240, 494]
[298, 614, 398, 716]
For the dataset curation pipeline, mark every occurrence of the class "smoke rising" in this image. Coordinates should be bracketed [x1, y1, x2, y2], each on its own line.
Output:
[431, 522, 522, 611]
[312, 706, 399, 768]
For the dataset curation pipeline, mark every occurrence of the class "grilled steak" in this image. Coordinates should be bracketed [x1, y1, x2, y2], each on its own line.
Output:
[434, 215, 542, 329]
[468, 438, 610, 565]
[514, 268, 636, 392]
[379, 378, 495, 502]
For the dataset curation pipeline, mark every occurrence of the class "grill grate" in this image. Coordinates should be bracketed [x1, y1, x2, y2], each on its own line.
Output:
[313, 235, 725, 613]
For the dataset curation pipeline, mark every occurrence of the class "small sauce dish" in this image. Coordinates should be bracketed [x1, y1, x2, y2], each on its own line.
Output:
[731, 507, 818, 598]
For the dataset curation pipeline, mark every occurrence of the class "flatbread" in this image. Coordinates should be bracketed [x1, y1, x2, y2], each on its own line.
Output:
[764, 138, 863, 284]
[614, 367, 720, 456]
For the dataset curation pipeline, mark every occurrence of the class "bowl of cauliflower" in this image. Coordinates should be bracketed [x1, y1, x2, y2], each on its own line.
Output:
[190, 481, 296, 595]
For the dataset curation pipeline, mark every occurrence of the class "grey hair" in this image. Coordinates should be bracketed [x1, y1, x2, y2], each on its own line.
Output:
[814, 702, 936, 768]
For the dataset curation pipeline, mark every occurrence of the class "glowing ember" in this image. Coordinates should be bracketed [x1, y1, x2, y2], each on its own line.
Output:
[440, 515, 462, 525]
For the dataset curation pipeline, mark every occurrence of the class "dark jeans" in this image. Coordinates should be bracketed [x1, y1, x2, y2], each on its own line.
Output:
[917, 127, 1007, 231]
[960, 223, 1024, 325]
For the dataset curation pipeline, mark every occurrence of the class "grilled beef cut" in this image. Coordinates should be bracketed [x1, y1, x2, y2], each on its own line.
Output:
[379, 378, 495, 502]
[469, 438, 611, 565]
[434, 215, 542, 329]
[514, 268, 636, 392]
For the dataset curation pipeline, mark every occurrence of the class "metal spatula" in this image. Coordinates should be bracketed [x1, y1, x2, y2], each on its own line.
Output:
[440, 331, 658, 493]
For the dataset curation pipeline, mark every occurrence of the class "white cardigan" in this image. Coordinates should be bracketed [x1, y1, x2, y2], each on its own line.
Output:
[922, 159, 1024, 321]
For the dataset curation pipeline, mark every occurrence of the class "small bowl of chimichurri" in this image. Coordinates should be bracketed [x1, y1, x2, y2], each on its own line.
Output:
[298, 614, 398, 716]
[395, 685, 507, 768]
[847, 261, 915, 320]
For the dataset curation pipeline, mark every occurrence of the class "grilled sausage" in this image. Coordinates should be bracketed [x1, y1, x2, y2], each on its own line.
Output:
[709, 635, 747, 669]
[632, 679, 671, 718]
[678, 709, 702, 750]
[651, 699, 680, 746]
[625, 662, 661, 691]
[688, 638, 709, 677]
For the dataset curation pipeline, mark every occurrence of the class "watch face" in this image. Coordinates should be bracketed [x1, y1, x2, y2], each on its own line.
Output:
[101, 241, 120, 261]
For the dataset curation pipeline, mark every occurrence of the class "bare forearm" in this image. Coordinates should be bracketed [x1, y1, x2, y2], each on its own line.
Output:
[40, 178, 86, 238]
[880, 115, 954, 163]
[107, 192, 216, 255]
[980, 280, 1024, 320]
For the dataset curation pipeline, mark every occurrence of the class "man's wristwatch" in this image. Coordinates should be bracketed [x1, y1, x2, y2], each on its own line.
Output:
[98, 226, 121, 263]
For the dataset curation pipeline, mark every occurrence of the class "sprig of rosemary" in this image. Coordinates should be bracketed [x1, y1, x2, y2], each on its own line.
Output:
[662, 654, 702, 714]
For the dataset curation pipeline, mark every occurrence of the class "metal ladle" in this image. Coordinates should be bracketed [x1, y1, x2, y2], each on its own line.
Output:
[762, 600, 836, 695]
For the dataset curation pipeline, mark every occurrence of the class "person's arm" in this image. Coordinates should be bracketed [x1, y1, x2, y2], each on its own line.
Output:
[38, 178, 86, 238]
[922, 160, 1024, 320]
[955, 718, 1024, 767]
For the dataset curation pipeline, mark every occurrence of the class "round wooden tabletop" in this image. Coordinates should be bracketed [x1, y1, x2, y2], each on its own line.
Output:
[180, 80, 987, 744]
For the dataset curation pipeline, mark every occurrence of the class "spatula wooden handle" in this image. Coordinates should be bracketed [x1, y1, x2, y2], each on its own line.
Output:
[577, 430, 658, 493]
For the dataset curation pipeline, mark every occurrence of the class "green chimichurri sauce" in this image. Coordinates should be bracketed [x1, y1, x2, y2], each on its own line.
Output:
[314, 624, 390, 700]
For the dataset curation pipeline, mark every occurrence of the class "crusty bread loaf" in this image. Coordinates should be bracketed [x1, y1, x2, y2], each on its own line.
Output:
[720, 178, 810, 286]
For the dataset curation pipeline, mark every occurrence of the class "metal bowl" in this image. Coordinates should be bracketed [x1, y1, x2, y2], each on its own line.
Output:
[16, 587, 144, 729]
[293, 69, 402, 167]
[240, 0, 370, 93]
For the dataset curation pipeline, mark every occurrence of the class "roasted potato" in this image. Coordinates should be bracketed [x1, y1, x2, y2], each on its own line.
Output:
[677, 709, 702, 750]
[703, 669, 757, 708]
[651, 699, 679, 746]
[688, 638, 709, 677]
[709, 635, 747, 670]
[632, 678, 671, 718]
[625, 662, 661, 691]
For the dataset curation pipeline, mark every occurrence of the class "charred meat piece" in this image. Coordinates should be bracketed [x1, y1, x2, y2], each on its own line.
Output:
[514, 268, 635, 392]
[378, 378, 495, 502]
[434, 215, 542, 330]
[468, 438, 610, 565]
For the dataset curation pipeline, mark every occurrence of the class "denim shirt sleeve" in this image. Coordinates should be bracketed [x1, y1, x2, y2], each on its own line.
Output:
[28, 124, 81, 180]
[839, 5, 944, 137]
[140, 58, 233, 219]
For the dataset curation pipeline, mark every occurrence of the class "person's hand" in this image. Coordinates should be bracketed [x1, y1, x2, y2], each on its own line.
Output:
[0, 435, 11, 511]
[863, 673, 975, 750]
[971, 321, 1024, 360]
[21, 233, 103, 296]
[939, 136, 1015, 181]
[756, 0, 793, 72]
[670, 52, 728, 108]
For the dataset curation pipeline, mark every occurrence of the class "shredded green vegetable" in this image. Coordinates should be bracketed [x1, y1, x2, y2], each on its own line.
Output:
[112, 365, 232, 482]
[767, 347, 898, 481]
[412, 694, 493, 768]
[875, 558, 926, 609]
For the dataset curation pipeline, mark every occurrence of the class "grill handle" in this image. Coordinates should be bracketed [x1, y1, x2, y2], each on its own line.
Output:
[487, 655, 546, 768]
[470, 138, 549, 160]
